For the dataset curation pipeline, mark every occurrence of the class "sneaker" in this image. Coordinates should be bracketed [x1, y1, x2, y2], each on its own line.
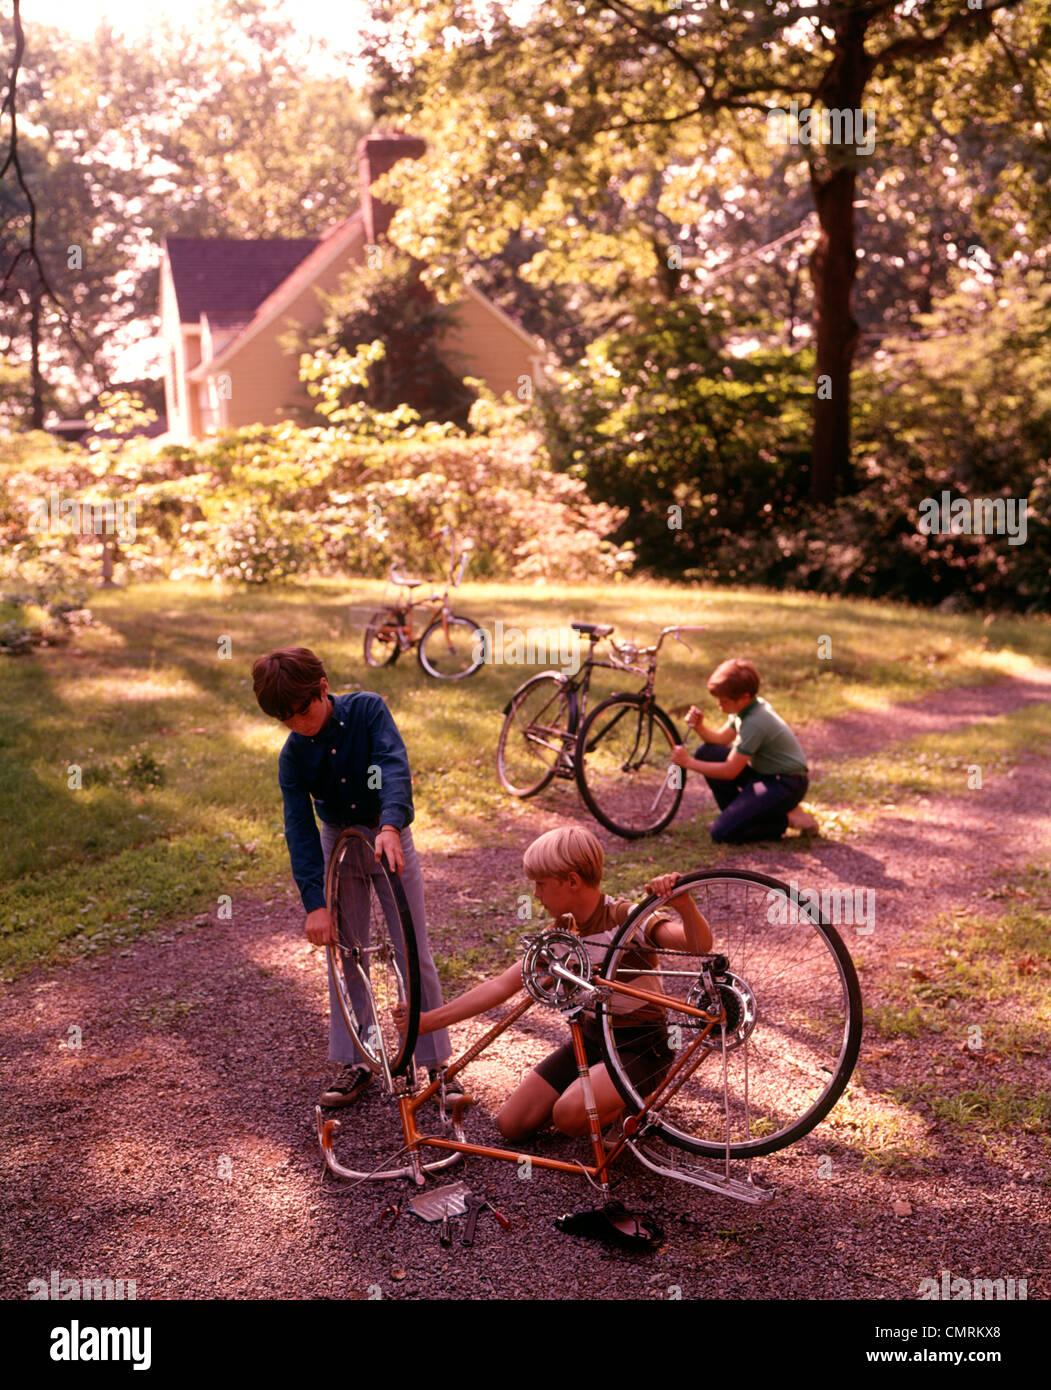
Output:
[429, 1067, 464, 1098]
[320, 1063, 373, 1108]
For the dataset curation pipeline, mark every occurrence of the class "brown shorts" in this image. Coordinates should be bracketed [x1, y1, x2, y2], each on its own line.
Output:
[533, 1023, 674, 1097]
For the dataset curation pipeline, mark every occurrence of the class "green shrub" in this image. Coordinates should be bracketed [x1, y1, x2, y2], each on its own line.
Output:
[1, 421, 632, 587]
[537, 276, 1051, 611]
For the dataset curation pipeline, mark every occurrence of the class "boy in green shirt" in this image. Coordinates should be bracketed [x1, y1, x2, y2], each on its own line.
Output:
[671, 658, 819, 843]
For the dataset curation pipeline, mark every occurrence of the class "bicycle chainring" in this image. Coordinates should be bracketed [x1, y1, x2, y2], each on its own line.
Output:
[521, 930, 593, 1010]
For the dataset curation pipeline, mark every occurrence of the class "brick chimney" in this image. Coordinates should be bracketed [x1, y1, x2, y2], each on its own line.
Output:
[358, 132, 427, 244]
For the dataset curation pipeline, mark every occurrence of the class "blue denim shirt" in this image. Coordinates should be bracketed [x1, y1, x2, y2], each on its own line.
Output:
[278, 691, 414, 913]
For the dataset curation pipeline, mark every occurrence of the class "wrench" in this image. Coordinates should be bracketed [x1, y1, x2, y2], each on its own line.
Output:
[462, 1193, 486, 1247]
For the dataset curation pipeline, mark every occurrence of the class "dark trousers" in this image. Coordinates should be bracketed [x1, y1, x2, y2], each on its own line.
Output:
[696, 743, 808, 844]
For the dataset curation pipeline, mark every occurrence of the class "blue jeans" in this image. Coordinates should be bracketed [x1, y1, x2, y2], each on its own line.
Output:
[319, 822, 451, 1068]
[696, 743, 808, 844]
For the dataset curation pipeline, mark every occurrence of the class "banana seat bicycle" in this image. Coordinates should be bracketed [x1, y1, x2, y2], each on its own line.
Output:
[362, 528, 484, 680]
[315, 830, 863, 1207]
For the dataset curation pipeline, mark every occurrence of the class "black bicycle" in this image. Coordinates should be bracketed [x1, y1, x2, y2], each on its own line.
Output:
[496, 623, 705, 838]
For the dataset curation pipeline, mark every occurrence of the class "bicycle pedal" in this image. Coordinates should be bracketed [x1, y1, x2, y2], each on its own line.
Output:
[450, 1095, 475, 1126]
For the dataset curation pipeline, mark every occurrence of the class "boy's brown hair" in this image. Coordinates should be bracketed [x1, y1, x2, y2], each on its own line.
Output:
[252, 647, 327, 720]
[522, 826, 604, 888]
[707, 658, 761, 701]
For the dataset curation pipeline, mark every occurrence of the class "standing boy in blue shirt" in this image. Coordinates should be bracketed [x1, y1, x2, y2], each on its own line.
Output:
[252, 646, 451, 1106]
[671, 658, 819, 843]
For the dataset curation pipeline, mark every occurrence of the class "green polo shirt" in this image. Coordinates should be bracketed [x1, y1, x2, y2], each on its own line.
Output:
[730, 697, 808, 776]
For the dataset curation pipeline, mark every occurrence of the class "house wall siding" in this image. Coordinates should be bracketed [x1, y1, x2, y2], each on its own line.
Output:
[165, 222, 544, 437]
[439, 292, 539, 399]
[209, 228, 366, 430]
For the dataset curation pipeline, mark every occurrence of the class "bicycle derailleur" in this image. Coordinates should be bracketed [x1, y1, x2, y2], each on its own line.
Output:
[686, 954, 758, 1051]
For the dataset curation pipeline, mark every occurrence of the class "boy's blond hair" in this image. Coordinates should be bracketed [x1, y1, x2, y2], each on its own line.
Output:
[522, 826, 604, 888]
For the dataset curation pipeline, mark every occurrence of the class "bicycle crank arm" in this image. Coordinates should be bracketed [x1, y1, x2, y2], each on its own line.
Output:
[549, 961, 598, 993]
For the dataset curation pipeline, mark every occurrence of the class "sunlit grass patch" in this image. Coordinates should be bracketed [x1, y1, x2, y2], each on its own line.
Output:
[867, 1005, 942, 1040]
[860, 870, 1051, 1062]
[895, 1081, 1051, 1135]
[813, 700, 1051, 811]
[2, 576, 1048, 976]
[0, 822, 285, 978]
[824, 1086, 932, 1173]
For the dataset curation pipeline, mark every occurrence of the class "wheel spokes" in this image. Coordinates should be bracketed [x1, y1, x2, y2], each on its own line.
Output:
[600, 873, 860, 1155]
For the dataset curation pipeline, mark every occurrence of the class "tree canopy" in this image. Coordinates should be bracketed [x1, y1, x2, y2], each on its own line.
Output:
[363, 0, 1047, 499]
[0, 0, 371, 423]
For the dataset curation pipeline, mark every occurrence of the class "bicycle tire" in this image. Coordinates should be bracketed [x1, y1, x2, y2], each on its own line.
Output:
[596, 868, 863, 1158]
[363, 609, 401, 669]
[324, 828, 420, 1081]
[417, 614, 485, 680]
[496, 673, 578, 797]
[575, 694, 684, 837]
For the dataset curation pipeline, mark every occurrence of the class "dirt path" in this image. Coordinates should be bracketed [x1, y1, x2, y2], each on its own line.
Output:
[2, 672, 1049, 1302]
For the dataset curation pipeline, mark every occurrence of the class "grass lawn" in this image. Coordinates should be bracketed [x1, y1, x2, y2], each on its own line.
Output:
[2, 575, 1050, 977]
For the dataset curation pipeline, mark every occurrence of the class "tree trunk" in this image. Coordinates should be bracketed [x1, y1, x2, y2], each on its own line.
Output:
[29, 287, 44, 430]
[809, 164, 859, 503]
[806, 8, 874, 504]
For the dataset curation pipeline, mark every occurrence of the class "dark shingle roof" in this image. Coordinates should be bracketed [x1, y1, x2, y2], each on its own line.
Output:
[164, 237, 319, 323]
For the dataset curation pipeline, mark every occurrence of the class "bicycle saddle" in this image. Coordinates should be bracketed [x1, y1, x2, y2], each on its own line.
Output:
[389, 566, 426, 588]
[570, 622, 614, 638]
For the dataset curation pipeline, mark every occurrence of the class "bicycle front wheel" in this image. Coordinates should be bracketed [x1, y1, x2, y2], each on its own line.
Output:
[496, 673, 578, 797]
[325, 829, 420, 1082]
[597, 869, 862, 1158]
[363, 609, 401, 668]
[575, 695, 683, 837]
[418, 614, 485, 679]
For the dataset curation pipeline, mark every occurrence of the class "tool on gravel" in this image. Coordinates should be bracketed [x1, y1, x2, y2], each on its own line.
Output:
[484, 1197, 511, 1232]
[406, 1181, 472, 1222]
[462, 1192, 487, 1247]
[439, 1215, 453, 1247]
[377, 1201, 401, 1229]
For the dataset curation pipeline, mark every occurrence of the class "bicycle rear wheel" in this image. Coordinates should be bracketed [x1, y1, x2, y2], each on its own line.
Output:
[363, 609, 401, 668]
[597, 869, 862, 1158]
[418, 614, 485, 679]
[575, 694, 683, 837]
[325, 829, 420, 1083]
[496, 673, 577, 797]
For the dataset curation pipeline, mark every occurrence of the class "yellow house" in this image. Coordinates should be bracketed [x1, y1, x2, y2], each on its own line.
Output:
[158, 133, 546, 440]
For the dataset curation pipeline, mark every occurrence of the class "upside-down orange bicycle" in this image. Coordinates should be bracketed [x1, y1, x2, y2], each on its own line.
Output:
[316, 830, 862, 1209]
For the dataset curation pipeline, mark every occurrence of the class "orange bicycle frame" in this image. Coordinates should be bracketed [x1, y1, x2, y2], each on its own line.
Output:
[392, 977, 723, 1195]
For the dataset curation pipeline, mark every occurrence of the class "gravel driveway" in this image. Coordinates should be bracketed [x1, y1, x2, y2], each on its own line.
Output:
[2, 671, 1049, 1302]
